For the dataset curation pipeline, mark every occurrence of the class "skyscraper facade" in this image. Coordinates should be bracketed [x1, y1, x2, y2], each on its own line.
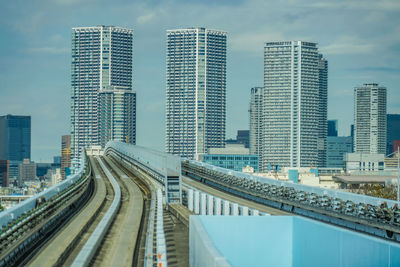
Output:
[262, 41, 323, 169]
[98, 86, 136, 147]
[0, 115, 31, 161]
[328, 120, 338, 136]
[0, 160, 9, 187]
[71, 26, 133, 167]
[317, 54, 328, 167]
[249, 87, 264, 163]
[165, 28, 227, 159]
[0, 115, 31, 181]
[354, 83, 386, 154]
[386, 114, 400, 155]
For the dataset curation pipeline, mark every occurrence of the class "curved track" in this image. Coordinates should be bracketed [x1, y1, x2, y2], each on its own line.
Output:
[28, 155, 152, 267]
[28, 156, 111, 266]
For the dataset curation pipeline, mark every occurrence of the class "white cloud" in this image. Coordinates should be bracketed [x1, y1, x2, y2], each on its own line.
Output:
[137, 12, 156, 24]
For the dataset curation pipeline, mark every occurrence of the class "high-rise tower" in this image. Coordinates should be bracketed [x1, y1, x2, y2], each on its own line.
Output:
[0, 115, 31, 182]
[98, 86, 136, 147]
[317, 54, 328, 167]
[354, 83, 387, 154]
[70, 26, 133, 167]
[165, 28, 227, 159]
[249, 87, 263, 165]
[262, 41, 322, 169]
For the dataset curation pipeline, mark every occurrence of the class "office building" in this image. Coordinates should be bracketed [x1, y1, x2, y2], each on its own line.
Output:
[249, 87, 263, 165]
[0, 115, 31, 181]
[326, 136, 353, 168]
[98, 86, 136, 147]
[165, 28, 227, 159]
[262, 41, 325, 169]
[61, 135, 71, 179]
[18, 159, 36, 186]
[199, 144, 259, 172]
[328, 120, 338, 137]
[354, 83, 386, 154]
[387, 114, 400, 155]
[71, 26, 133, 168]
[0, 115, 31, 161]
[0, 160, 9, 187]
[237, 130, 249, 148]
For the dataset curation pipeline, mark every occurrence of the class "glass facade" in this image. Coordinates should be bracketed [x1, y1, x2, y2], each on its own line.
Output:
[326, 136, 353, 168]
[166, 28, 227, 159]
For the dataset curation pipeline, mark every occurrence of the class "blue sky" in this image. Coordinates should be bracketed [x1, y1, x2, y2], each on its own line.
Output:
[1, 0, 399, 162]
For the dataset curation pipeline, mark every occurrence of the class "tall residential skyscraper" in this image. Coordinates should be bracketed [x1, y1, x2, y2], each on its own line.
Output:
[61, 135, 71, 179]
[249, 87, 264, 163]
[317, 54, 328, 167]
[98, 86, 136, 147]
[262, 41, 324, 169]
[0, 115, 31, 181]
[354, 83, 387, 154]
[165, 28, 227, 159]
[71, 26, 133, 167]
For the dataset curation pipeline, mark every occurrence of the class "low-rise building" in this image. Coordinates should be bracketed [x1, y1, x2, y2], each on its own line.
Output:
[344, 153, 385, 174]
[199, 144, 258, 172]
[18, 159, 36, 186]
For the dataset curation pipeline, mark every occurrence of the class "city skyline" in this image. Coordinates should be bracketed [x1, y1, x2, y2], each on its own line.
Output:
[1, 0, 400, 162]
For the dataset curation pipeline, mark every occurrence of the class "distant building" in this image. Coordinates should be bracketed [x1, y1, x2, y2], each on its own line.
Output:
[354, 83, 386, 154]
[326, 136, 353, 168]
[0, 115, 31, 182]
[98, 86, 136, 147]
[53, 156, 62, 165]
[61, 135, 71, 179]
[199, 144, 259, 172]
[237, 130, 249, 148]
[387, 114, 400, 155]
[351, 124, 354, 138]
[327, 120, 338, 137]
[18, 159, 36, 186]
[0, 160, 9, 187]
[249, 87, 263, 164]
[262, 41, 327, 169]
[71, 26, 133, 168]
[165, 28, 227, 159]
[344, 153, 385, 173]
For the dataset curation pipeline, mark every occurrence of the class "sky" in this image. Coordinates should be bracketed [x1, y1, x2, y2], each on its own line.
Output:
[0, 0, 399, 162]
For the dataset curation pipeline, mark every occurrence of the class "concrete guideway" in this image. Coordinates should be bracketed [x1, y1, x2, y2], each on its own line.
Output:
[28, 156, 108, 266]
[183, 176, 291, 216]
[94, 155, 144, 266]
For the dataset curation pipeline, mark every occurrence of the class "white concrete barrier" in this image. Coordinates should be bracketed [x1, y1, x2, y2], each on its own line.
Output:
[232, 203, 239, 216]
[207, 195, 214, 215]
[200, 193, 207, 215]
[188, 189, 194, 212]
[215, 198, 221, 215]
[223, 200, 230, 216]
[194, 191, 200, 214]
